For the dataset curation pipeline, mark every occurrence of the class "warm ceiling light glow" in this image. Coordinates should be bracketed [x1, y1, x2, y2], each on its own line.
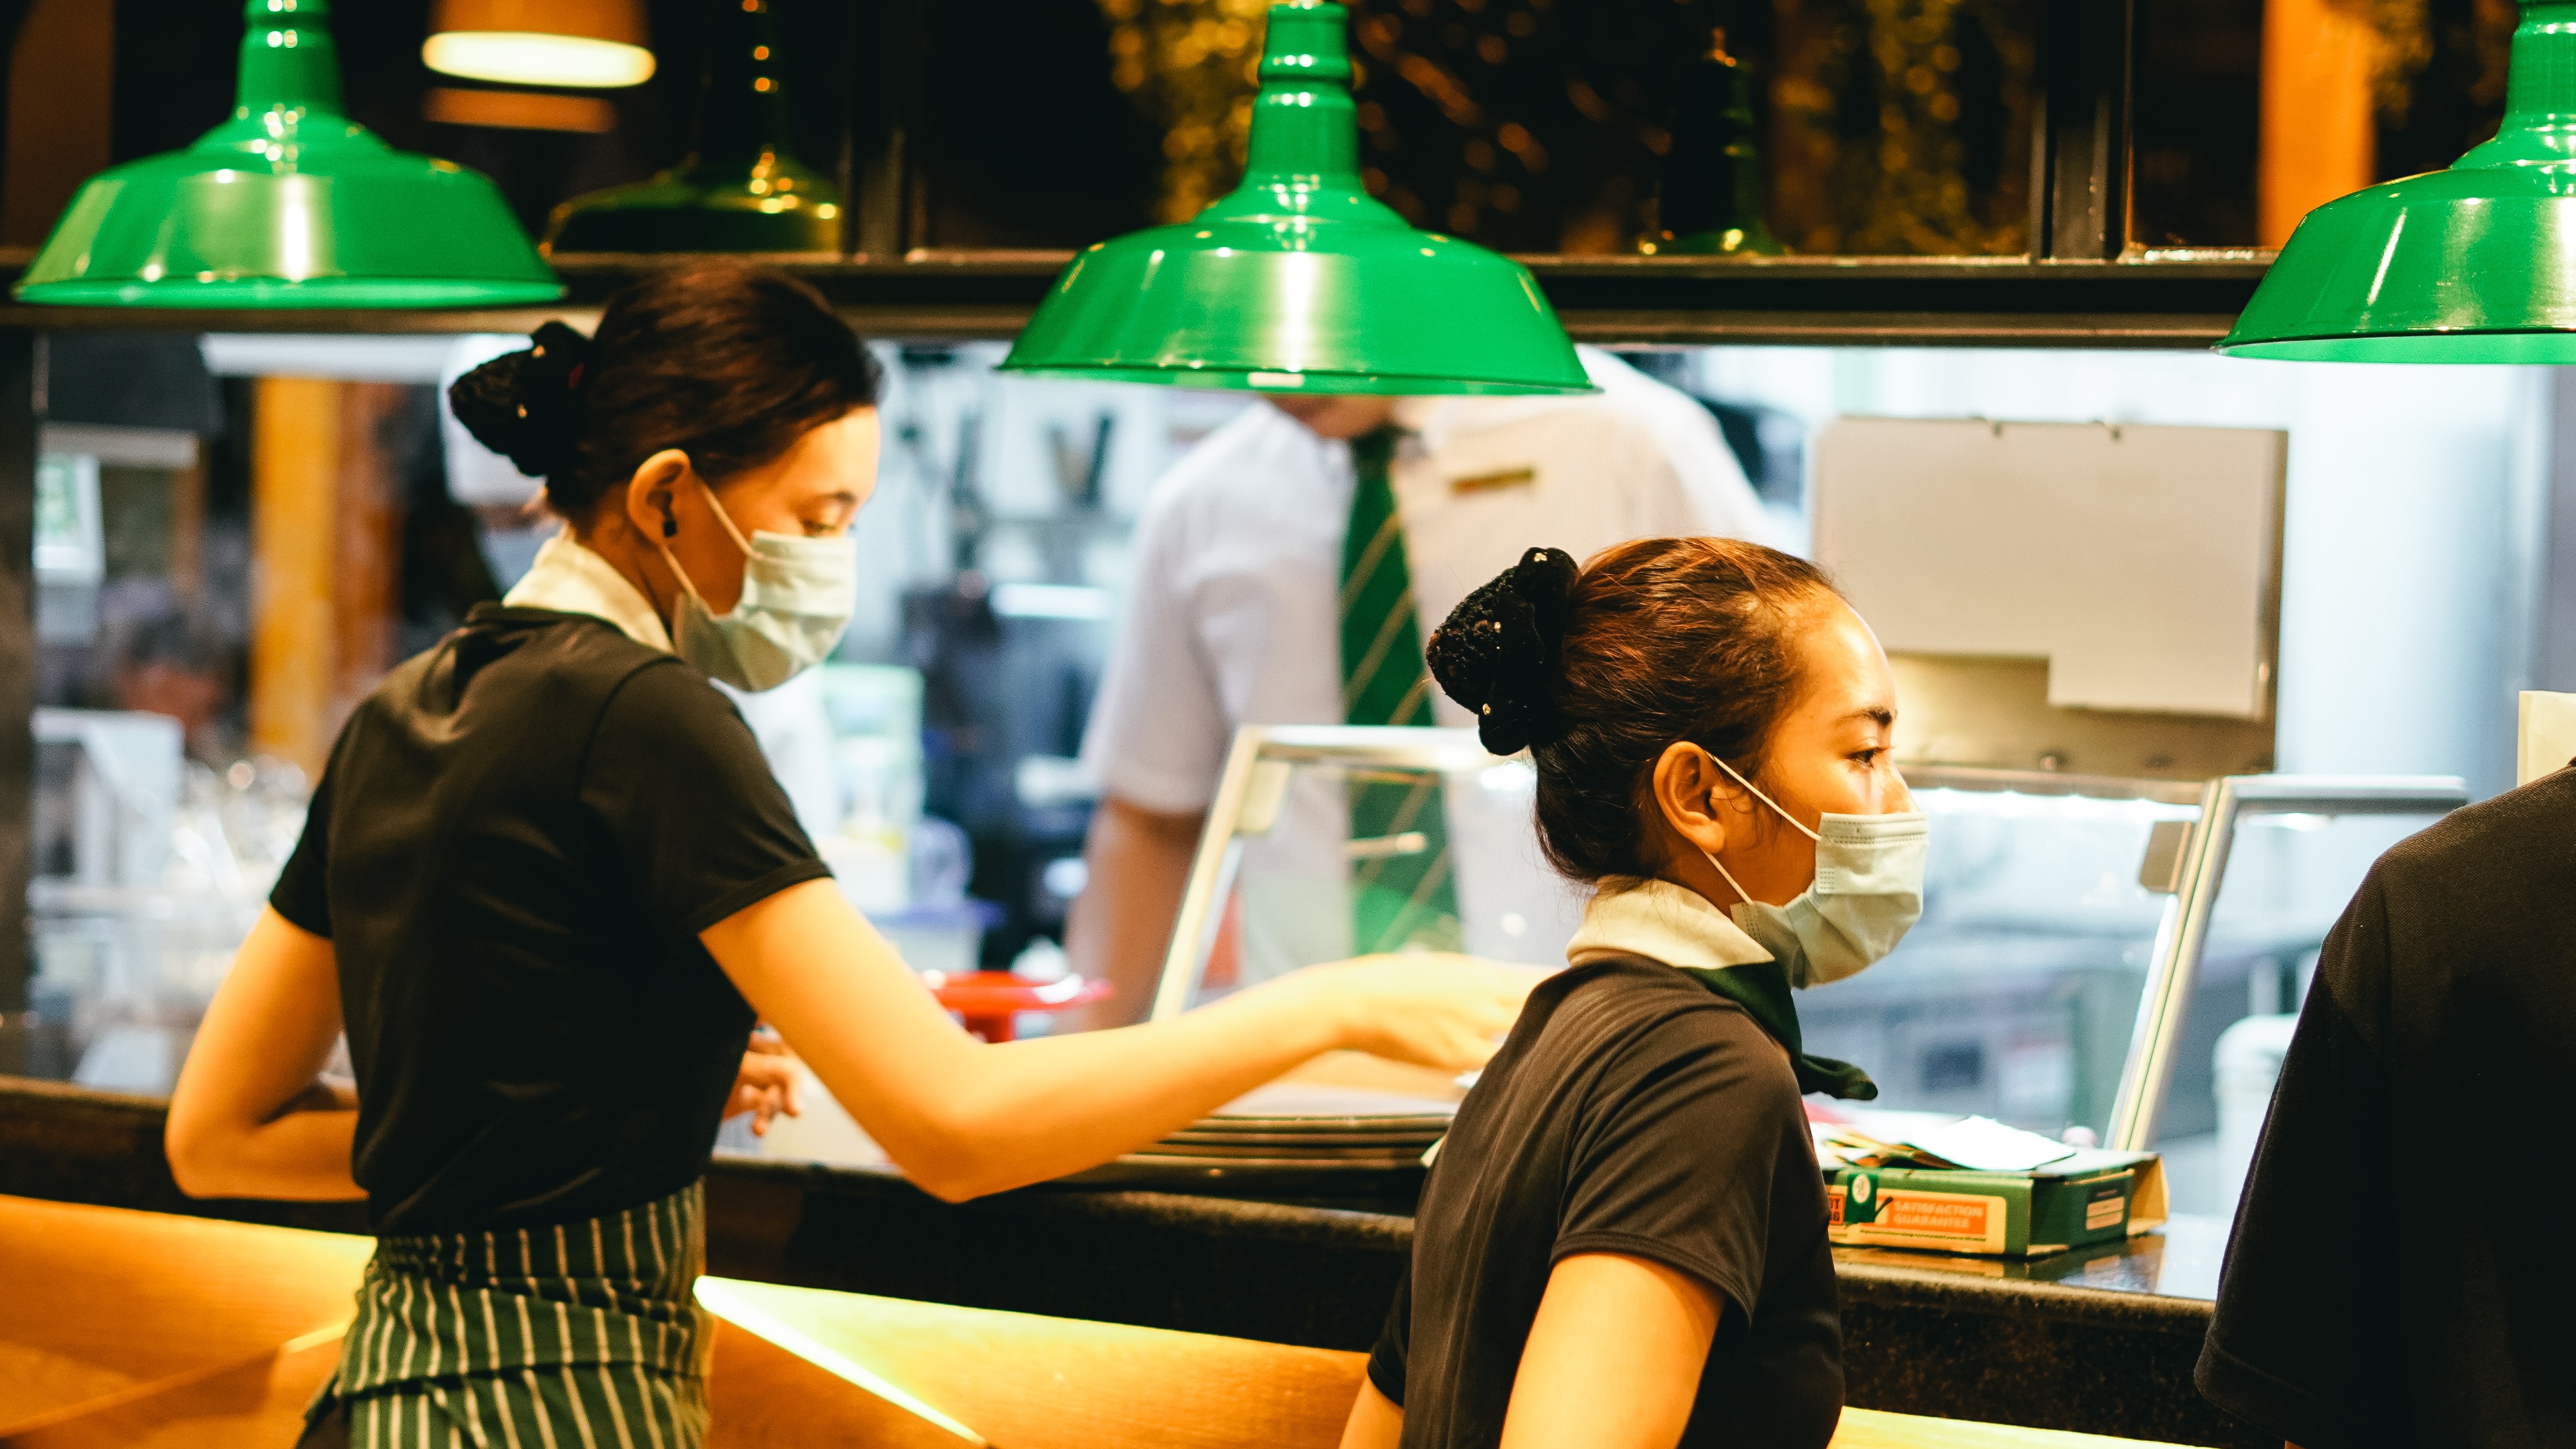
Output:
[422, 32, 655, 89]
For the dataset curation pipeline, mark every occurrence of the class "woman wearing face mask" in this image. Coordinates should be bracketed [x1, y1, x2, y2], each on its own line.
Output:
[162, 264, 1531, 1449]
[1341, 539, 1924, 1449]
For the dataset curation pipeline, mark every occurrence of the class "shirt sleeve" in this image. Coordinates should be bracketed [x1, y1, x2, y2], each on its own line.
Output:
[581, 659, 833, 937]
[1553, 1009, 1802, 1316]
[1618, 391, 1769, 546]
[267, 761, 338, 939]
[1080, 487, 1234, 815]
[1365, 1258, 1413, 1408]
[2195, 869, 2397, 1448]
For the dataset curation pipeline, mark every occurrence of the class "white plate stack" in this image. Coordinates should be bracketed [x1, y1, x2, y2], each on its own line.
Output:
[1063, 1083, 1459, 1194]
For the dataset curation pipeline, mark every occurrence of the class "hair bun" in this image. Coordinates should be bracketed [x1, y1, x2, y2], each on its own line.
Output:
[1426, 545, 1579, 755]
[448, 320, 596, 479]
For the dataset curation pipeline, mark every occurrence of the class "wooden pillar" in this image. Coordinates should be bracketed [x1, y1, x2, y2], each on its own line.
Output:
[250, 379, 339, 780]
[2257, 0, 2380, 247]
[331, 384, 402, 722]
[249, 380, 404, 781]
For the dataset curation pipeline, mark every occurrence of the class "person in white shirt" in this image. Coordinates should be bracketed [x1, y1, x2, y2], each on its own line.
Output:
[1068, 347, 1770, 1026]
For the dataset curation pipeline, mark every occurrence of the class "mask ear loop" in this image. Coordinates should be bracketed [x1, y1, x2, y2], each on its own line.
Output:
[1695, 749, 1820, 909]
[1706, 751, 1821, 841]
[653, 471, 755, 612]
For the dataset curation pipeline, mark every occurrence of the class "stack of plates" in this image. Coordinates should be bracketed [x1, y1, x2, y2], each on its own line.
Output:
[1059, 1083, 1458, 1198]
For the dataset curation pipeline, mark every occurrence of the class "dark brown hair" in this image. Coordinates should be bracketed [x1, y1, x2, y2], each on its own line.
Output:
[1426, 537, 1840, 882]
[448, 262, 882, 522]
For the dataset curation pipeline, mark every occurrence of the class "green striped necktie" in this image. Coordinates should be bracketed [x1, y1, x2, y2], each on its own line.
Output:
[1339, 425, 1462, 955]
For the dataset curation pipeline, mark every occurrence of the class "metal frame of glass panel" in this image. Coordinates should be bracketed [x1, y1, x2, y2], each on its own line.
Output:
[1149, 725, 2469, 1152]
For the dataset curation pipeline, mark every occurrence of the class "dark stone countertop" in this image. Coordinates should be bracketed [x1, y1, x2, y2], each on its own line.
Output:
[0, 1077, 2265, 1447]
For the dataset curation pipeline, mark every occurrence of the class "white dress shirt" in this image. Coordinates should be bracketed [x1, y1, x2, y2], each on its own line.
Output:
[1082, 347, 1768, 976]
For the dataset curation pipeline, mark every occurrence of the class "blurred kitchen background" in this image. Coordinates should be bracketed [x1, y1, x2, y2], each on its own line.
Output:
[14, 331, 2557, 1222]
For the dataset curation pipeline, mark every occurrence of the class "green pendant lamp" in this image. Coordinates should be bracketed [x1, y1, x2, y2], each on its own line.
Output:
[2222, 0, 2576, 361]
[14, 0, 560, 309]
[543, 0, 840, 254]
[998, 0, 1593, 396]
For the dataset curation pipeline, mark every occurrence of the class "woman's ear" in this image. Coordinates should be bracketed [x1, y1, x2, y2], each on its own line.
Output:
[621, 449, 694, 544]
[1649, 741, 1738, 860]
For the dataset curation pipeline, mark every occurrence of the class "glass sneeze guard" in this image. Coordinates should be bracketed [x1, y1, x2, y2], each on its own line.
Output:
[1149, 725, 2468, 1169]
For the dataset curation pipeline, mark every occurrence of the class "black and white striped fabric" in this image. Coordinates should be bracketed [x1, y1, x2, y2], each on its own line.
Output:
[314, 1181, 713, 1449]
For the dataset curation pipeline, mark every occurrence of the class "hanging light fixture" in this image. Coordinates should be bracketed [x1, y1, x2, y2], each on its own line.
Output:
[998, 0, 1593, 396]
[2221, 0, 2576, 361]
[425, 0, 656, 90]
[543, 0, 839, 254]
[13, 0, 560, 309]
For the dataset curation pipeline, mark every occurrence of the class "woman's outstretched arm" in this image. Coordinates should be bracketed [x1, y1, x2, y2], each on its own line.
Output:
[704, 878, 1532, 1203]
[165, 909, 363, 1202]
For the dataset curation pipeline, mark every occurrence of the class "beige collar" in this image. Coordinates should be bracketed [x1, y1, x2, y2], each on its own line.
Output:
[1565, 876, 1775, 971]
[502, 533, 674, 653]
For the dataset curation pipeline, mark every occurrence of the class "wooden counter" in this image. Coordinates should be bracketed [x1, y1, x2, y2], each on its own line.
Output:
[0, 1194, 2189, 1448]
[0, 1076, 2259, 1446]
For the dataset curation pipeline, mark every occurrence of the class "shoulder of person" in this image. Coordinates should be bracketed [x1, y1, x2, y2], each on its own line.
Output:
[1546, 959, 1796, 1074]
[363, 608, 668, 727]
[1546, 350, 1729, 447]
[596, 651, 751, 733]
[1143, 402, 1328, 521]
[2366, 767, 2576, 926]
[1419, 352, 1736, 479]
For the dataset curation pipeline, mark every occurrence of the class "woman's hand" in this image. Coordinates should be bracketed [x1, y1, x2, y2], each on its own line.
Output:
[1270, 953, 1538, 1074]
[723, 1027, 803, 1137]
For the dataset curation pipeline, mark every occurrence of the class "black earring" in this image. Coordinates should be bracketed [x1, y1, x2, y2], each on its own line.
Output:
[661, 515, 678, 539]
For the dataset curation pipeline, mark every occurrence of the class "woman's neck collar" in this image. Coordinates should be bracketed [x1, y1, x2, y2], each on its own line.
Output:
[1567, 876, 1775, 972]
[571, 515, 682, 639]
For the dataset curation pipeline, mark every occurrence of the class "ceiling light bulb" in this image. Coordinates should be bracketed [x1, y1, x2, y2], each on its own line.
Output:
[423, 31, 655, 88]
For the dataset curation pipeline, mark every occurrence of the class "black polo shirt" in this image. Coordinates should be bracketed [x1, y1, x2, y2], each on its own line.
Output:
[270, 605, 830, 1234]
[1370, 956, 1843, 1448]
[2197, 767, 2576, 1448]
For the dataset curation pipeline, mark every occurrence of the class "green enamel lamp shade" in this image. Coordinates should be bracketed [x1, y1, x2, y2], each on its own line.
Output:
[545, 0, 839, 254]
[2223, 0, 2576, 361]
[14, 0, 559, 309]
[999, 1, 1593, 396]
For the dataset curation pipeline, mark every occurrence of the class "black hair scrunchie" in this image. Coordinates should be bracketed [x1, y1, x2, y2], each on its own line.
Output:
[447, 320, 597, 480]
[1426, 545, 1579, 755]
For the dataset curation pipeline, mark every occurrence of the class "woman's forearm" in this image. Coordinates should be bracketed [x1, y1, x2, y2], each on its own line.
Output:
[166, 908, 363, 1202]
[706, 880, 1523, 1203]
[885, 976, 1349, 1198]
[169, 1106, 363, 1201]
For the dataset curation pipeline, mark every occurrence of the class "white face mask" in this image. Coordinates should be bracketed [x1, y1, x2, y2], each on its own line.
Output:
[1696, 755, 1929, 988]
[655, 480, 857, 692]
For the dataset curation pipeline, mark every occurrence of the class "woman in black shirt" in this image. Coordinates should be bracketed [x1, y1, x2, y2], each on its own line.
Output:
[162, 263, 1528, 1449]
[1342, 540, 1925, 1449]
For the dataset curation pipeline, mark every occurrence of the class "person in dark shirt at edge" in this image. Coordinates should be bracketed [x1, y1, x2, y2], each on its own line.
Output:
[1341, 538, 1930, 1449]
[2197, 756, 2576, 1448]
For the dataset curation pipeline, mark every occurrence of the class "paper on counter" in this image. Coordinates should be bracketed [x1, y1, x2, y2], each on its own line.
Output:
[1812, 1114, 2077, 1174]
[1892, 1116, 2079, 1173]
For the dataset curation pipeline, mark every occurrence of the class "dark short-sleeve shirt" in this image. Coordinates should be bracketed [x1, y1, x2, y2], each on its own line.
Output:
[1371, 956, 1842, 1448]
[2196, 767, 2576, 1448]
[270, 606, 831, 1234]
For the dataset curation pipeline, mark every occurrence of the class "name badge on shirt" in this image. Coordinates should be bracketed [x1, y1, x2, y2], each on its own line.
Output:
[1449, 465, 1538, 496]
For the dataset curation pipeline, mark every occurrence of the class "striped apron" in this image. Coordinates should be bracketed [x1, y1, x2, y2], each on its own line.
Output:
[310, 1181, 714, 1449]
